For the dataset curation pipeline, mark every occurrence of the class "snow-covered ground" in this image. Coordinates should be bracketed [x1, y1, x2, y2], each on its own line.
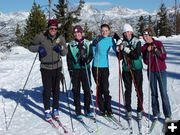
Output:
[0, 35, 180, 135]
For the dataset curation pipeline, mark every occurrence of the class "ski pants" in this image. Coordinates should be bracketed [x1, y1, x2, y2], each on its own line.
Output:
[122, 69, 143, 113]
[71, 68, 92, 115]
[92, 67, 112, 113]
[41, 68, 62, 110]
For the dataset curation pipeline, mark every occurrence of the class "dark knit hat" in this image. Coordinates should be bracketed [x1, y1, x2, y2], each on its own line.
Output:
[48, 19, 58, 27]
[73, 25, 83, 33]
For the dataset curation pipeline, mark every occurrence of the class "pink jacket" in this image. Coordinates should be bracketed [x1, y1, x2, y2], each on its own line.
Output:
[141, 39, 167, 72]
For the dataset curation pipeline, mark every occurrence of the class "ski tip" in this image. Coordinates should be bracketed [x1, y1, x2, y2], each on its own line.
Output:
[123, 127, 128, 130]
[146, 131, 152, 134]
[72, 130, 77, 135]
[46, 119, 53, 122]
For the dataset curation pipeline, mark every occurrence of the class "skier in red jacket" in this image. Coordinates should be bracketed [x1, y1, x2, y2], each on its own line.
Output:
[141, 28, 172, 122]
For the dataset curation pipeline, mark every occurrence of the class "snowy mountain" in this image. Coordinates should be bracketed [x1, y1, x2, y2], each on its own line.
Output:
[0, 5, 150, 39]
[0, 35, 180, 135]
[79, 5, 151, 32]
[0, 4, 177, 52]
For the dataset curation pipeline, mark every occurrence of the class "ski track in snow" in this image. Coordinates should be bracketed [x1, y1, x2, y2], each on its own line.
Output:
[0, 36, 180, 135]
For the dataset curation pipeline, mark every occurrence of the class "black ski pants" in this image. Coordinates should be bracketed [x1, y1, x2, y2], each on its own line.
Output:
[122, 69, 143, 113]
[92, 67, 112, 113]
[41, 68, 62, 110]
[71, 68, 91, 115]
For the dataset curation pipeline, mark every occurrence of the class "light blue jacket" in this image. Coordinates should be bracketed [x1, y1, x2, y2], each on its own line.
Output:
[92, 36, 117, 68]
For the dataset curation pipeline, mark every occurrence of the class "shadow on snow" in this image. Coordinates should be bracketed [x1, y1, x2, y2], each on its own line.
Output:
[0, 85, 163, 127]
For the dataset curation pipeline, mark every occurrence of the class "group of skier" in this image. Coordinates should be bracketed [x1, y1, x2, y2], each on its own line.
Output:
[28, 19, 172, 129]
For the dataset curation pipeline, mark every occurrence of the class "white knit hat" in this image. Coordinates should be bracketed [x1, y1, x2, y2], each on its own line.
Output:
[122, 23, 134, 33]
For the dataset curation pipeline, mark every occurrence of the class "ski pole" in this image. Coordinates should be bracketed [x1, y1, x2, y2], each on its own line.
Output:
[84, 63, 96, 116]
[118, 51, 126, 120]
[118, 53, 121, 122]
[60, 58, 75, 132]
[84, 63, 99, 130]
[95, 46, 100, 116]
[148, 52, 151, 128]
[7, 52, 38, 130]
[125, 55, 148, 120]
[95, 66, 99, 116]
[154, 54, 167, 97]
[117, 51, 123, 122]
[154, 54, 164, 87]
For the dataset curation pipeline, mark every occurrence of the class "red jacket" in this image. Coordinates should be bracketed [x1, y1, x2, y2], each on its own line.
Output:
[141, 39, 167, 72]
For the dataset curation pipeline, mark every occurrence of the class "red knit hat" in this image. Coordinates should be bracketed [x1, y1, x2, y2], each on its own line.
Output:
[48, 19, 58, 27]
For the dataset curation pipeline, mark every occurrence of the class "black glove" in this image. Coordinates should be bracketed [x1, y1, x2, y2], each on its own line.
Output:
[69, 70, 73, 77]
[80, 46, 87, 59]
[113, 33, 120, 41]
[92, 36, 104, 46]
[153, 47, 161, 56]
[82, 57, 90, 65]
[77, 45, 87, 63]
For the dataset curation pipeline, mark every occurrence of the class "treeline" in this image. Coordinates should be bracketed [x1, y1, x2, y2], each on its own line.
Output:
[136, 3, 180, 37]
[16, 0, 92, 48]
[15, 1, 180, 48]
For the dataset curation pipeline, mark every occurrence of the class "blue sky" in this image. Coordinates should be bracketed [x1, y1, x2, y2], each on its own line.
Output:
[0, 0, 176, 13]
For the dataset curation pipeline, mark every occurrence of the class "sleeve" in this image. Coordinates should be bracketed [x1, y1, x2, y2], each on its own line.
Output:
[86, 44, 94, 64]
[112, 38, 117, 53]
[92, 39, 96, 57]
[59, 36, 68, 56]
[141, 44, 149, 65]
[66, 45, 74, 71]
[154, 41, 167, 60]
[28, 34, 41, 52]
[128, 41, 141, 59]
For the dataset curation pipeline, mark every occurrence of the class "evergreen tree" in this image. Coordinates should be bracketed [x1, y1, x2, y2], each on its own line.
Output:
[136, 16, 146, 36]
[176, 11, 180, 34]
[15, 24, 21, 37]
[53, 0, 84, 42]
[83, 23, 92, 40]
[15, 24, 21, 45]
[157, 3, 171, 36]
[19, 2, 47, 47]
[147, 15, 153, 28]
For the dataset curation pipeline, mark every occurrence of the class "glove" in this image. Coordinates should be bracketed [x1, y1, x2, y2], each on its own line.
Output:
[120, 44, 126, 51]
[116, 39, 122, 46]
[92, 36, 103, 46]
[38, 47, 47, 57]
[69, 70, 73, 77]
[81, 57, 90, 65]
[113, 33, 120, 41]
[123, 47, 131, 54]
[80, 46, 87, 59]
[53, 45, 62, 53]
[153, 47, 161, 56]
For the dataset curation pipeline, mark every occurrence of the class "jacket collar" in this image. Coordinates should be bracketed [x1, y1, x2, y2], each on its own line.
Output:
[44, 31, 60, 41]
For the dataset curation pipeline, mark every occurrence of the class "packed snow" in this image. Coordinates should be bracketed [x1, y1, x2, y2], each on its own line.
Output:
[0, 35, 180, 135]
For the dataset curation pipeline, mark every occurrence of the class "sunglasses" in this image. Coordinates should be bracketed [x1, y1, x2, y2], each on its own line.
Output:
[49, 27, 58, 31]
[142, 31, 153, 36]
